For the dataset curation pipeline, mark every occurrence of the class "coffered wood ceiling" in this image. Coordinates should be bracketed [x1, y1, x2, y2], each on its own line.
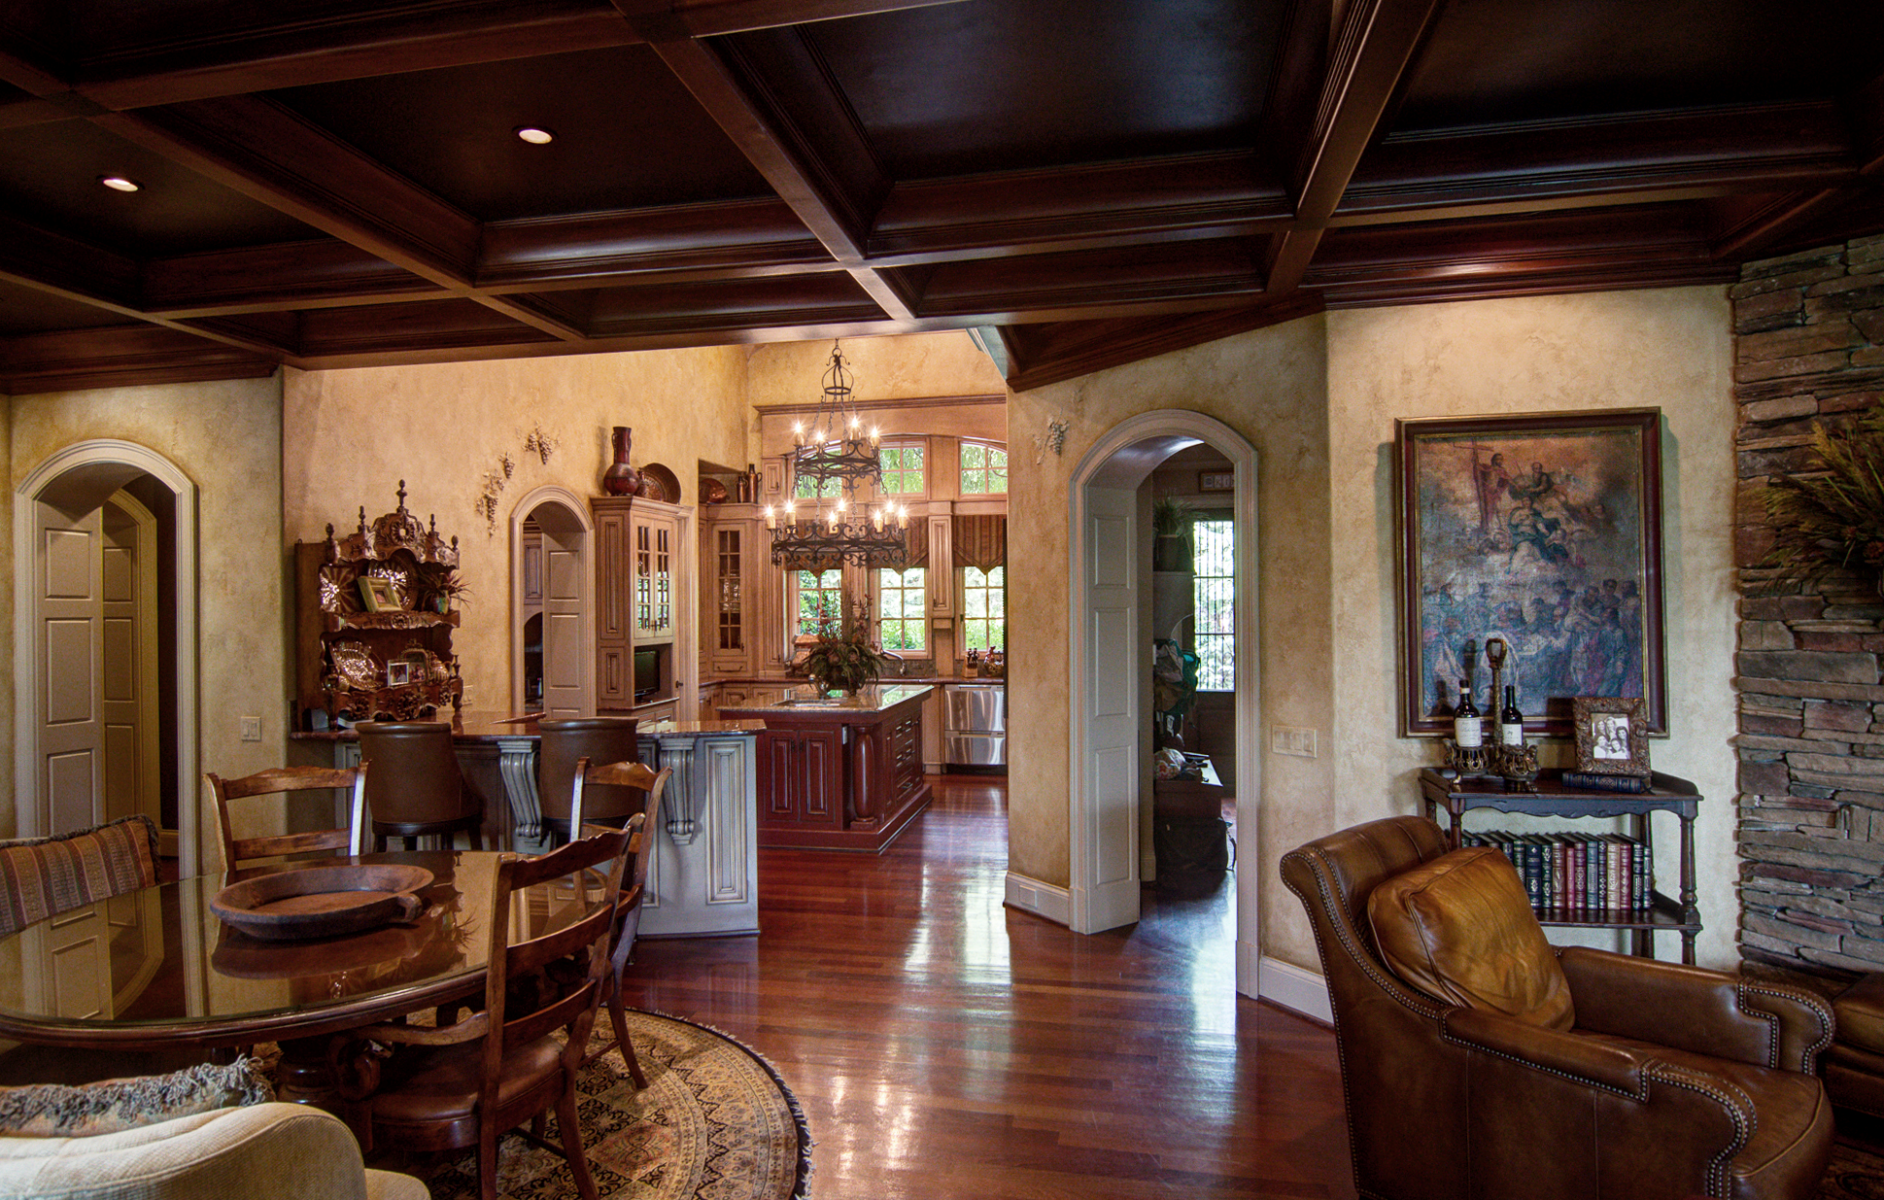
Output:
[1, 0, 1880, 394]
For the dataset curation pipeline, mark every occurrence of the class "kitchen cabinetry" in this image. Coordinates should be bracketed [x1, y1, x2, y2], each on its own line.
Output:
[1418, 767, 1701, 964]
[594, 495, 693, 718]
[701, 507, 768, 678]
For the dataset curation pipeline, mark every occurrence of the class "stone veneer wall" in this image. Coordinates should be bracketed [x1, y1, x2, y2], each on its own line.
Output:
[1734, 233, 1884, 980]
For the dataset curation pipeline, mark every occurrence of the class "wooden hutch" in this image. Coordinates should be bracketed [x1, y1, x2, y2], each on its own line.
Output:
[293, 483, 464, 729]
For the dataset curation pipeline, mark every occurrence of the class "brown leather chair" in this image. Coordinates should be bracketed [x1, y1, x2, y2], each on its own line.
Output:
[573, 759, 669, 1081]
[351, 827, 631, 1200]
[535, 717, 639, 843]
[1280, 815, 1835, 1200]
[207, 765, 368, 872]
[355, 721, 483, 851]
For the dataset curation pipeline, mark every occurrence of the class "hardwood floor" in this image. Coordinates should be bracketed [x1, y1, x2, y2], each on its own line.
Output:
[631, 773, 1357, 1200]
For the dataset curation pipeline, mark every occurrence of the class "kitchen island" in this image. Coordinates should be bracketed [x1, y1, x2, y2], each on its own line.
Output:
[714, 683, 932, 852]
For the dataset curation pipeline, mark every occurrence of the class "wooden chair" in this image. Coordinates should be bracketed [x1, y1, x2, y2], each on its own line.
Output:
[536, 717, 638, 844]
[206, 766, 367, 872]
[354, 828, 631, 1200]
[355, 721, 483, 851]
[573, 758, 669, 1082]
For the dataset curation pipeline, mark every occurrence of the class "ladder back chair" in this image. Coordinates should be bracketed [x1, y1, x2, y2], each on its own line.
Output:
[206, 765, 367, 873]
[352, 827, 632, 1200]
[573, 758, 669, 1082]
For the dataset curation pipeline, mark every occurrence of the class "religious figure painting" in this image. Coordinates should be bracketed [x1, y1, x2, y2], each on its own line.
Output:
[1396, 409, 1667, 738]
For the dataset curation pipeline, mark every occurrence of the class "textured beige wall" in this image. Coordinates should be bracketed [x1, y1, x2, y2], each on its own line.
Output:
[746, 332, 1004, 409]
[282, 348, 750, 712]
[1325, 286, 1739, 968]
[9, 376, 286, 862]
[1006, 317, 1335, 905]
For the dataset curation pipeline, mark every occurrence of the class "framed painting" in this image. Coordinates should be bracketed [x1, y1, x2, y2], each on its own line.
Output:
[1396, 409, 1666, 738]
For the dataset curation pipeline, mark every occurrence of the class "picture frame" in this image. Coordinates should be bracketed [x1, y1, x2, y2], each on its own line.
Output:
[1395, 408, 1666, 738]
[357, 575, 397, 613]
[1572, 696, 1650, 777]
[385, 660, 412, 687]
[1198, 469, 1235, 492]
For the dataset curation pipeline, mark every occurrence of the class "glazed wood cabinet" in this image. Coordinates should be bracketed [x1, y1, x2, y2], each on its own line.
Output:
[760, 726, 844, 827]
[593, 495, 691, 714]
[701, 508, 767, 677]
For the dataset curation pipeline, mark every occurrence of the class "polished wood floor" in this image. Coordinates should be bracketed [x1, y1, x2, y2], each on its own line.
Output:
[631, 774, 1357, 1200]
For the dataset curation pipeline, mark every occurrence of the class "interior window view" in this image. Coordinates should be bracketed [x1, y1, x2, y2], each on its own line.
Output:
[3, 4, 1884, 1200]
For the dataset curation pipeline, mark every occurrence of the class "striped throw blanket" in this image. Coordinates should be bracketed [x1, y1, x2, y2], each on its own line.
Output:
[0, 815, 159, 937]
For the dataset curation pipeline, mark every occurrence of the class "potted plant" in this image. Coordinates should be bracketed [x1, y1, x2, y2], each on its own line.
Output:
[1762, 404, 1884, 596]
[797, 602, 886, 696]
[430, 570, 471, 614]
[1153, 496, 1192, 572]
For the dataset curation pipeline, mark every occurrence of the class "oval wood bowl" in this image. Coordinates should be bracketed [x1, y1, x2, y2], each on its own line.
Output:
[210, 863, 434, 942]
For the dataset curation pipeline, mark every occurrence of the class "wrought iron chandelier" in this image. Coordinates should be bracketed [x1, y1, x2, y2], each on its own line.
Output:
[765, 341, 910, 567]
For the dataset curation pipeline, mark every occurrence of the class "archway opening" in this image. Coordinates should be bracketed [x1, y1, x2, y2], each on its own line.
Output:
[509, 487, 595, 717]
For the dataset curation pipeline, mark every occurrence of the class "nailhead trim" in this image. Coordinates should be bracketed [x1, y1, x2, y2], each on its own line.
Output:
[1736, 983, 1834, 1072]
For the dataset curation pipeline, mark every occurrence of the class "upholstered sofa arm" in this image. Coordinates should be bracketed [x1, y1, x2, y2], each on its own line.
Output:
[0, 1103, 428, 1200]
[1559, 946, 1834, 1073]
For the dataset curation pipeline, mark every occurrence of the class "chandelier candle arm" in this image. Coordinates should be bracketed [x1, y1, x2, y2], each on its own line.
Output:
[768, 340, 911, 568]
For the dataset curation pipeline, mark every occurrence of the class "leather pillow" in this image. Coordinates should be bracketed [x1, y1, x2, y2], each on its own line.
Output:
[1366, 846, 1575, 1030]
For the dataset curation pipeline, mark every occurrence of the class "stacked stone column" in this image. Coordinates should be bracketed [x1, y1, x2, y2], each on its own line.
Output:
[1734, 234, 1884, 978]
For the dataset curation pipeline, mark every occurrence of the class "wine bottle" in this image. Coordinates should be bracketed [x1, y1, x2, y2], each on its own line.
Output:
[1453, 679, 1482, 748]
[1500, 685, 1524, 746]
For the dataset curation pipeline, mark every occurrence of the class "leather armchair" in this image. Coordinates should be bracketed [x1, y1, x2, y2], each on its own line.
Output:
[0, 1103, 427, 1200]
[1280, 816, 1834, 1200]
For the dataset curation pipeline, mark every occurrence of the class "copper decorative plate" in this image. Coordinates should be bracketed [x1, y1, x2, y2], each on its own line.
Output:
[211, 864, 434, 941]
[640, 461, 680, 504]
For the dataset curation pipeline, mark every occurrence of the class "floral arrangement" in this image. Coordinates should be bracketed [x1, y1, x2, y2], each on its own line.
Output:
[797, 602, 885, 696]
[1762, 404, 1884, 595]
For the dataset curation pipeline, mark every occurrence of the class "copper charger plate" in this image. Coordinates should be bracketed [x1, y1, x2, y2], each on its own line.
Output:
[211, 863, 434, 942]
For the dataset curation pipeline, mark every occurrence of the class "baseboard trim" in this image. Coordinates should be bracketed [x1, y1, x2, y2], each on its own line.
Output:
[1257, 955, 1332, 1025]
[1004, 871, 1071, 926]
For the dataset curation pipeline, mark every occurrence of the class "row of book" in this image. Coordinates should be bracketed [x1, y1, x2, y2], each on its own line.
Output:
[1464, 830, 1654, 913]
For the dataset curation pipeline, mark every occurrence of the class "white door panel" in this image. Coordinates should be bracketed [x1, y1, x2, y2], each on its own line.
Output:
[1079, 485, 1141, 931]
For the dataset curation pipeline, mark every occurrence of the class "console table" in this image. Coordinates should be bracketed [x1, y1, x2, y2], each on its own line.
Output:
[1417, 767, 1702, 964]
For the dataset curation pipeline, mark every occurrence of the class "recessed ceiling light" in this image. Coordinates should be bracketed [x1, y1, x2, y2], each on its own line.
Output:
[514, 127, 555, 145]
[98, 175, 141, 193]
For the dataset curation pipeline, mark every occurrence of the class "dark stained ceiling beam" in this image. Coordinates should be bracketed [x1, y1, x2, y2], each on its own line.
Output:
[143, 241, 442, 318]
[478, 201, 832, 291]
[1264, 0, 1445, 294]
[0, 325, 281, 395]
[619, 8, 915, 322]
[1339, 102, 1861, 224]
[91, 96, 583, 341]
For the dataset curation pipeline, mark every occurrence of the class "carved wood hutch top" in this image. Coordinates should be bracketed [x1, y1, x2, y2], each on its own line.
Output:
[294, 482, 465, 728]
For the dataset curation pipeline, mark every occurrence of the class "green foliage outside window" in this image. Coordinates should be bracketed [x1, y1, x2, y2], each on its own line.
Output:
[960, 442, 1008, 495]
[961, 566, 1005, 651]
[878, 567, 926, 651]
[795, 569, 843, 637]
[879, 444, 925, 495]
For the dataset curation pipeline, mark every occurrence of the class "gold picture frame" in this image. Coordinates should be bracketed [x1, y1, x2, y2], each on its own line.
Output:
[357, 576, 397, 613]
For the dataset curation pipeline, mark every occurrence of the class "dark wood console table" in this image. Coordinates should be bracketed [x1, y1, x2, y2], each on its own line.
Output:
[1418, 767, 1701, 964]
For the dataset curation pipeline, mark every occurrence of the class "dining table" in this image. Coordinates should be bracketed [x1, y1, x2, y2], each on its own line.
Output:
[0, 850, 613, 1108]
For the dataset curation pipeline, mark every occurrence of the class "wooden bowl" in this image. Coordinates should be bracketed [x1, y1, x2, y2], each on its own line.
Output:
[211, 863, 434, 941]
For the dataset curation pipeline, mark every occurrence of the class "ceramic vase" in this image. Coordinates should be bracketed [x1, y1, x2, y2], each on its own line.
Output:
[602, 426, 643, 497]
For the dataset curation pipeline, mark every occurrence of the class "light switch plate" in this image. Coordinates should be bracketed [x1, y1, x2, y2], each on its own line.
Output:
[240, 716, 262, 742]
[1272, 724, 1318, 758]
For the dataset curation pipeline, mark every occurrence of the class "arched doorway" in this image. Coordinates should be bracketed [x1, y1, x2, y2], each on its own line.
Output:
[14, 440, 200, 872]
[508, 486, 595, 716]
[1066, 410, 1262, 995]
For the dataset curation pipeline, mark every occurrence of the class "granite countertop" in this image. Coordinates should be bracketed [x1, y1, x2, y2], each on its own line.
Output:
[640, 718, 767, 736]
[713, 682, 934, 714]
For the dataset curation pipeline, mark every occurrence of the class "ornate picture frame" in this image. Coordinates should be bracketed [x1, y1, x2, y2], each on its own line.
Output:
[1572, 695, 1650, 776]
[1396, 409, 1666, 738]
[357, 575, 397, 613]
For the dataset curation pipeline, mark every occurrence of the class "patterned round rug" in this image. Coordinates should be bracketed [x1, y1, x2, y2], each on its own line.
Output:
[395, 1011, 811, 1200]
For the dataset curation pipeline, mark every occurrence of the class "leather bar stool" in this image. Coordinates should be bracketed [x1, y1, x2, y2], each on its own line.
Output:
[355, 721, 483, 851]
[536, 717, 640, 844]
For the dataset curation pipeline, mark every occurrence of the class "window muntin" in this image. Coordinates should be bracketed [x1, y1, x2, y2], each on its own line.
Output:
[960, 565, 1005, 652]
[1192, 519, 1234, 691]
[877, 567, 927, 651]
[877, 443, 925, 496]
[959, 441, 1008, 495]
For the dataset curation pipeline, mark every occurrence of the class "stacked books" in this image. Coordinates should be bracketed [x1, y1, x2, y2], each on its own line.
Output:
[1465, 830, 1653, 913]
[1560, 770, 1650, 793]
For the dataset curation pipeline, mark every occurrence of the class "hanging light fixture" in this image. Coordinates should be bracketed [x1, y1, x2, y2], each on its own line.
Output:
[765, 341, 909, 568]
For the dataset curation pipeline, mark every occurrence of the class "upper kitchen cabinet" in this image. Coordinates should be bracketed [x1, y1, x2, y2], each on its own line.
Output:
[594, 494, 695, 722]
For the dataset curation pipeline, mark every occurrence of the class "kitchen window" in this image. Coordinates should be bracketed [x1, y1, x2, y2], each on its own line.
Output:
[960, 565, 1005, 652]
[960, 441, 1008, 495]
[793, 568, 844, 637]
[1192, 519, 1234, 690]
[878, 443, 925, 496]
[877, 566, 927, 651]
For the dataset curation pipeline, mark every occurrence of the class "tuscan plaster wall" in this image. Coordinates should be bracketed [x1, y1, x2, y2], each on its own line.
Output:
[1005, 316, 1334, 966]
[1325, 287, 1740, 968]
[8, 375, 287, 865]
[281, 348, 750, 712]
[745, 333, 1004, 412]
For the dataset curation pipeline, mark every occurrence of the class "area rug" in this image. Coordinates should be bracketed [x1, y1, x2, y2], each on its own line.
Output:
[1821, 1140, 1884, 1199]
[387, 1010, 811, 1200]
